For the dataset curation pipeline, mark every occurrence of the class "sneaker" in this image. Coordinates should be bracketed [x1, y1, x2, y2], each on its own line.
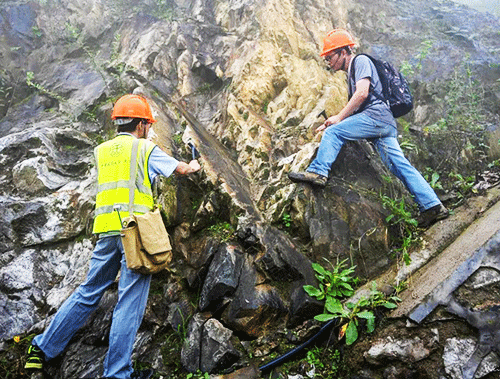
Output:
[418, 204, 449, 228]
[25, 344, 44, 371]
[288, 171, 327, 187]
[131, 369, 154, 379]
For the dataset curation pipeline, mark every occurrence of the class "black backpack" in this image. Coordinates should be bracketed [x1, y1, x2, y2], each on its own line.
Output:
[350, 54, 413, 118]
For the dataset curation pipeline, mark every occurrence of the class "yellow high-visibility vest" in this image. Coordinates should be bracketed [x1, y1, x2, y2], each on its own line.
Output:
[92, 134, 156, 234]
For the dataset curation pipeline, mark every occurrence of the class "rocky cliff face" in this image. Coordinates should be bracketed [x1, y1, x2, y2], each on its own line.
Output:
[0, 0, 499, 378]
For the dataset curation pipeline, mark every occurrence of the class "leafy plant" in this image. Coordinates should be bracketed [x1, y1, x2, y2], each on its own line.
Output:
[381, 195, 417, 228]
[306, 346, 325, 370]
[488, 159, 500, 169]
[0, 79, 13, 114]
[399, 139, 418, 154]
[84, 46, 111, 91]
[173, 132, 183, 145]
[207, 222, 234, 242]
[64, 22, 81, 42]
[449, 172, 476, 200]
[261, 96, 271, 114]
[32, 26, 43, 38]
[186, 371, 210, 379]
[303, 258, 357, 304]
[424, 167, 443, 190]
[415, 40, 433, 72]
[329, 348, 344, 376]
[400, 60, 414, 78]
[196, 83, 213, 94]
[426, 55, 486, 136]
[282, 213, 292, 228]
[155, 0, 176, 19]
[111, 32, 122, 61]
[26, 71, 65, 103]
[301, 346, 348, 378]
[380, 195, 418, 265]
[400, 40, 433, 77]
[380, 174, 393, 184]
[399, 233, 415, 266]
[365, 281, 401, 310]
[173, 307, 192, 342]
[308, 281, 400, 345]
[394, 279, 409, 294]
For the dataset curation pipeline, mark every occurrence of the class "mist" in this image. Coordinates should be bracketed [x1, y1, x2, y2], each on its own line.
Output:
[453, 0, 500, 16]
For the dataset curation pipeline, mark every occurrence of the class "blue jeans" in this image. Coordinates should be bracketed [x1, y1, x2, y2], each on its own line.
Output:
[33, 236, 151, 379]
[307, 113, 441, 211]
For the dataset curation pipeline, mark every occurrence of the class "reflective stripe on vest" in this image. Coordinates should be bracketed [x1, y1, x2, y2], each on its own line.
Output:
[92, 135, 156, 234]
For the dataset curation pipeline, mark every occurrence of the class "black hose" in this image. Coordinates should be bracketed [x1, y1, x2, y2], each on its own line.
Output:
[258, 318, 339, 372]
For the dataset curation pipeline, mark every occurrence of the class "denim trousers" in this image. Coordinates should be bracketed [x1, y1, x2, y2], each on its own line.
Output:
[307, 113, 441, 211]
[33, 236, 151, 379]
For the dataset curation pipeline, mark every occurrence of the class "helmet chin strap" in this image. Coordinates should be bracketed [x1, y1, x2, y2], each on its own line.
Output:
[341, 53, 350, 72]
[342, 50, 347, 71]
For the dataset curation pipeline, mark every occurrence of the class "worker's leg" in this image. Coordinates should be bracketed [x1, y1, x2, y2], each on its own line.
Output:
[102, 239, 151, 379]
[32, 236, 122, 360]
[374, 136, 441, 211]
[307, 114, 394, 177]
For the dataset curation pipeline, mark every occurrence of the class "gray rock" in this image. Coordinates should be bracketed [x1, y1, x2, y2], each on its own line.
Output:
[224, 256, 287, 338]
[383, 365, 417, 379]
[181, 313, 211, 372]
[0, 249, 40, 340]
[466, 267, 500, 290]
[200, 318, 240, 373]
[288, 280, 324, 327]
[0, 238, 93, 341]
[442, 338, 500, 379]
[199, 244, 244, 311]
[255, 224, 313, 282]
[364, 336, 431, 365]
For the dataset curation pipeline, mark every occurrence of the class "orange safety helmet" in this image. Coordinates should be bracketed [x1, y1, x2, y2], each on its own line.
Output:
[111, 94, 157, 123]
[320, 29, 356, 57]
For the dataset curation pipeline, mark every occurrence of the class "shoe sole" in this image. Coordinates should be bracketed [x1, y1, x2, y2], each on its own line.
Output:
[288, 175, 327, 188]
[312, 181, 327, 188]
[25, 363, 43, 370]
[418, 211, 449, 228]
[437, 210, 449, 221]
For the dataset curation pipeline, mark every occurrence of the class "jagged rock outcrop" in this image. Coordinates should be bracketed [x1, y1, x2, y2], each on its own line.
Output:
[0, 0, 499, 378]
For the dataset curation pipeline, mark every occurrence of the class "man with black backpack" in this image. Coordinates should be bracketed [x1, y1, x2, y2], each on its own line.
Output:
[288, 28, 448, 227]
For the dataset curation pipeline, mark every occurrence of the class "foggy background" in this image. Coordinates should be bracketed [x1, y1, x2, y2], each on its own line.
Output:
[453, 0, 500, 16]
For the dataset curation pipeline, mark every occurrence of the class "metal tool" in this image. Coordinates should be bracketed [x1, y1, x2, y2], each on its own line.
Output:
[317, 110, 328, 120]
[189, 142, 198, 160]
[113, 204, 123, 227]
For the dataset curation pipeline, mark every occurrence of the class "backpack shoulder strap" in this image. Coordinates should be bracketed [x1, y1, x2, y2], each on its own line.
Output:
[360, 54, 387, 102]
[350, 54, 386, 103]
[348, 54, 363, 97]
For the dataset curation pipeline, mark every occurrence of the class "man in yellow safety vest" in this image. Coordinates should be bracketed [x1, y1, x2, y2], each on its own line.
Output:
[25, 94, 201, 379]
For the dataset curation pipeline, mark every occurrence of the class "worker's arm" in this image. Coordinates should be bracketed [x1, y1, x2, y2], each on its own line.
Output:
[148, 147, 200, 182]
[316, 78, 371, 133]
[175, 159, 201, 175]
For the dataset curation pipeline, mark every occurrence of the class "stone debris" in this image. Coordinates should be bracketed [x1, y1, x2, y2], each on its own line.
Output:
[442, 338, 500, 379]
[364, 336, 432, 365]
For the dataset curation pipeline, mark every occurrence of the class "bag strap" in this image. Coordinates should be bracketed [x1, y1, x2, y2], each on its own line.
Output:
[350, 54, 387, 111]
[127, 138, 141, 214]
